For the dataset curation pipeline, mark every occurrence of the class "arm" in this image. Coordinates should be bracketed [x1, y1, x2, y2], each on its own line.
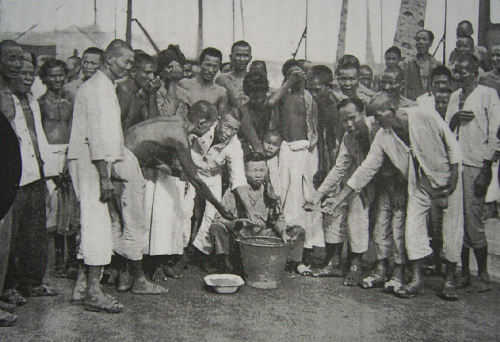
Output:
[312, 137, 352, 203]
[225, 137, 252, 217]
[239, 105, 264, 153]
[265, 69, 304, 109]
[217, 88, 229, 115]
[175, 139, 235, 220]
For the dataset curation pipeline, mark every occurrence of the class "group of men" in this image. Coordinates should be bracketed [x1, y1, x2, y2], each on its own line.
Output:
[0, 18, 498, 324]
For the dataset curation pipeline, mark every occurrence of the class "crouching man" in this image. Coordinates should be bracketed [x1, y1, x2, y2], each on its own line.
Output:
[208, 152, 306, 274]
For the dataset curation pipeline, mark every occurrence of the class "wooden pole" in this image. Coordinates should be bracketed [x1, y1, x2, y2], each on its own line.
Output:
[336, 0, 348, 63]
[198, 0, 203, 56]
[94, 0, 97, 25]
[126, 0, 132, 45]
[305, 0, 308, 60]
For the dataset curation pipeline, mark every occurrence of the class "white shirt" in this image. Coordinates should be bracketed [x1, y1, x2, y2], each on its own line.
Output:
[10, 93, 59, 186]
[348, 106, 461, 192]
[68, 70, 124, 163]
[445, 84, 500, 167]
[190, 124, 246, 190]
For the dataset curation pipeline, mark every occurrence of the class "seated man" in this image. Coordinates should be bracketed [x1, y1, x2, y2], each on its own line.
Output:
[208, 152, 306, 274]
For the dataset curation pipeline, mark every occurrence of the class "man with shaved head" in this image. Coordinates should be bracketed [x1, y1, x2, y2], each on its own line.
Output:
[68, 39, 166, 314]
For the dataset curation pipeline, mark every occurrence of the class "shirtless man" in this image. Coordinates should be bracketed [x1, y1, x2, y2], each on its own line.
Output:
[332, 56, 374, 106]
[268, 59, 323, 268]
[179, 48, 227, 113]
[359, 65, 374, 90]
[480, 44, 500, 97]
[216, 40, 252, 108]
[38, 59, 78, 278]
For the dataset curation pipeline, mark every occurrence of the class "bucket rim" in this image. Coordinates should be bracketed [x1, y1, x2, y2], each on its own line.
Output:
[237, 236, 286, 248]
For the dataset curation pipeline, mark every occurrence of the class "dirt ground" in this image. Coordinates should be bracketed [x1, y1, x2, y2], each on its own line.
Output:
[0, 262, 499, 342]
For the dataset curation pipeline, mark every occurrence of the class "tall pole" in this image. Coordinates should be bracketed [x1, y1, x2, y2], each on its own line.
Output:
[94, 0, 97, 25]
[197, 0, 203, 56]
[126, 0, 132, 45]
[443, 0, 447, 65]
[380, 0, 383, 63]
[305, 0, 308, 60]
[232, 0, 236, 42]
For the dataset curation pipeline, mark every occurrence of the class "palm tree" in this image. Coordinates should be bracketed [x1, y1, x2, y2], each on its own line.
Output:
[393, 0, 428, 59]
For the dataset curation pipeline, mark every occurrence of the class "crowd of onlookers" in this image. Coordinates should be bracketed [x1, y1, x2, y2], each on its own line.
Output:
[0, 18, 498, 324]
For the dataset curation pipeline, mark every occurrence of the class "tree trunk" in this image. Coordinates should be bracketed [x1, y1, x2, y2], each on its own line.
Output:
[393, 0, 427, 60]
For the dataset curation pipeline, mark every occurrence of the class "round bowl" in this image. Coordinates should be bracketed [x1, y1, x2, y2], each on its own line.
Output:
[204, 274, 244, 294]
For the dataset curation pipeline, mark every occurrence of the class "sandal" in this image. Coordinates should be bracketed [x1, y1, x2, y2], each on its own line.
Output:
[361, 274, 387, 289]
[25, 284, 58, 297]
[437, 280, 458, 301]
[395, 283, 421, 298]
[0, 309, 17, 327]
[343, 265, 362, 287]
[384, 278, 403, 294]
[296, 264, 313, 277]
[2, 289, 27, 306]
[83, 293, 123, 314]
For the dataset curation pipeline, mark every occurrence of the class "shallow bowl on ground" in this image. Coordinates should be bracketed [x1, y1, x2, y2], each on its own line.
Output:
[204, 274, 245, 294]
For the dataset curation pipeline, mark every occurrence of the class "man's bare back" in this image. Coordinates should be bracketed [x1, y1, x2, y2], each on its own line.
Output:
[179, 76, 227, 113]
[279, 92, 308, 142]
[39, 91, 73, 144]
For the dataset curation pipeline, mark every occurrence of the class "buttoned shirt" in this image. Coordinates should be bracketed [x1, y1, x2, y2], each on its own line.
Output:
[445, 84, 500, 167]
[347, 106, 461, 192]
[68, 70, 124, 162]
[190, 124, 247, 190]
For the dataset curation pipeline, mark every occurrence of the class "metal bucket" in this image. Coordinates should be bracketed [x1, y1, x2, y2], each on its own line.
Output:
[237, 236, 289, 289]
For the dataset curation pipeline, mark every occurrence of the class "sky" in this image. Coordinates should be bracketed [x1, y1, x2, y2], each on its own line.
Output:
[0, 0, 483, 64]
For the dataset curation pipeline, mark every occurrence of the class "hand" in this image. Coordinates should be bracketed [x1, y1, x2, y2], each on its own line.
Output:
[474, 164, 492, 197]
[456, 110, 474, 123]
[99, 177, 115, 202]
[320, 197, 341, 214]
[281, 231, 292, 243]
[303, 201, 318, 212]
[147, 77, 162, 94]
[218, 207, 237, 221]
[287, 69, 306, 86]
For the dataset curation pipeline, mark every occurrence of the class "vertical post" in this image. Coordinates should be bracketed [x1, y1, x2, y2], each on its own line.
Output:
[380, 0, 383, 63]
[94, 0, 97, 25]
[443, 0, 447, 65]
[126, 0, 132, 45]
[198, 0, 203, 56]
[232, 0, 236, 42]
[305, 0, 308, 60]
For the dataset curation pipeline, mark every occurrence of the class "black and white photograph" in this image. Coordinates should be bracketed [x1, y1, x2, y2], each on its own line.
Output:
[0, 0, 499, 340]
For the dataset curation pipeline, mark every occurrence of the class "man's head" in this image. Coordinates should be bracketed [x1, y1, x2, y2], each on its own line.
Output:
[103, 39, 134, 80]
[384, 46, 402, 69]
[367, 92, 399, 129]
[455, 36, 474, 55]
[81, 47, 103, 80]
[359, 65, 373, 89]
[220, 62, 232, 73]
[157, 45, 185, 82]
[282, 59, 306, 90]
[186, 100, 218, 136]
[216, 107, 241, 143]
[262, 130, 282, 158]
[457, 20, 474, 38]
[491, 44, 500, 72]
[338, 97, 365, 133]
[131, 53, 157, 91]
[453, 53, 479, 87]
[430, 65, 453, 95]
[243, 71, 269, 108]
[199, 47, 222, 82]
[307, 65, 333, 98]
[249, 60, 267, 76]
[230, 40, 252, 72]
[380, 67, 404, 99]
[183, 61, 193, 78]
[0, 40, 23, 81]
[336, 57, 359, 97]
[11, 59, 35, 95]
[66, 55, 81, 80]
[40, 59, 68, 92]
[244, 152, 268, 188]
[434, 89, 452, 118]
[415, 29, 434, 55]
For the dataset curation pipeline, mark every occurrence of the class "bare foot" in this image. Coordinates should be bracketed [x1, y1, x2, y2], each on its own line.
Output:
[83, 291, 123, 313]
[152, 267, 167, 282]
[131, 278, 168, 295]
